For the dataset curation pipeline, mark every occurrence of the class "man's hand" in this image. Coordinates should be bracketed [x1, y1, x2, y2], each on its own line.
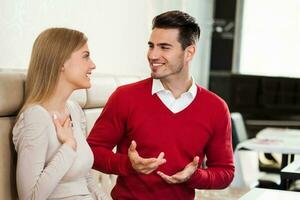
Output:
[157, 156, 199, 184]
[128, 140, 166, 174]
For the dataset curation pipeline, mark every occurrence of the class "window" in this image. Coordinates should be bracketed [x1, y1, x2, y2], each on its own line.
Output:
[234, 0, 300, 77]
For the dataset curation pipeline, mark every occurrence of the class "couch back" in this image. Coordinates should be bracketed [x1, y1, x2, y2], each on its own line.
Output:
[0, 71, 142, 200]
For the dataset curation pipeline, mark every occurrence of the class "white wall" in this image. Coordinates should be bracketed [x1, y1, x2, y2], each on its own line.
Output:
[0, 0, 213, 87]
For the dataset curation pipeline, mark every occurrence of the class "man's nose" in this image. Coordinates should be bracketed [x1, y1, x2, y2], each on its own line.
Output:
[148, 48, 160, 60]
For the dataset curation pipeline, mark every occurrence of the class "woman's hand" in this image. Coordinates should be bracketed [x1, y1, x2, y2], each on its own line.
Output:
[53, 114, 77, 151]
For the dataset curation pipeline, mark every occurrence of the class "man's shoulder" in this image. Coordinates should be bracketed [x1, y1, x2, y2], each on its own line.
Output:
[196, 85, 228, 107]
[116, 77, 152, 94]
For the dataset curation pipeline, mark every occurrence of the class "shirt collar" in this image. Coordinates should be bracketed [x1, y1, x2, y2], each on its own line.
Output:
[151, 78, 197, 98]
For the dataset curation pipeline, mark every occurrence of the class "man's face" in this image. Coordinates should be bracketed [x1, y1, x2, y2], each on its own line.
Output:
[147, 28, 187, 80]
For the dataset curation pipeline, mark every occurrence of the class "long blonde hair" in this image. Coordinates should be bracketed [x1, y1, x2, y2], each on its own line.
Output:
[19, 28, 87, 115]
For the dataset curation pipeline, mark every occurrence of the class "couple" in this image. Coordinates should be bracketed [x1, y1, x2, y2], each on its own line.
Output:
[13, 11, 234, 200]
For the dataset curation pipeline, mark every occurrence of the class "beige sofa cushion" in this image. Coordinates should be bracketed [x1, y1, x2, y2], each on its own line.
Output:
[86, 75, 118, 109]
[0, 71, 143, 200]
[0, 117, 18, 200]
[0, 72, 25, 116]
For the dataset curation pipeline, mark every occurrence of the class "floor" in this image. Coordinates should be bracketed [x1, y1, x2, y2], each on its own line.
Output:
[195, 187, 250, 200]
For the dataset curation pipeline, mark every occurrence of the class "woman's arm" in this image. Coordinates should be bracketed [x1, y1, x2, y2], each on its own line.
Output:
[13, 106, 76, 200]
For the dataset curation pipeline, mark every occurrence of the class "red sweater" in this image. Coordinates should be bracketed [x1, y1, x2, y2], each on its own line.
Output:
[88, 78, 234, 200]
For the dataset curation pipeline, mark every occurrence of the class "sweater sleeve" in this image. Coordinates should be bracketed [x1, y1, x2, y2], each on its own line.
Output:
[13, 107, 76, 200]
[187, 101, 234, 189]
[87, 88, 136, 176]
[85, 171, 111, 200]
[70, 101, 111, 200]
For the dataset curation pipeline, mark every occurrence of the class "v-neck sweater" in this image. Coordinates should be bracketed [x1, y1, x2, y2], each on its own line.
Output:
[88, 78, 234, 200]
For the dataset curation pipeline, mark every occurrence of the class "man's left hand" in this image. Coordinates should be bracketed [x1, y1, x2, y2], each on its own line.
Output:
[157, 156, 199, 184]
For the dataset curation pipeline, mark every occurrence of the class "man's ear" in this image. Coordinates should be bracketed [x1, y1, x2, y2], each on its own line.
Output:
[185, 44, 196, 62]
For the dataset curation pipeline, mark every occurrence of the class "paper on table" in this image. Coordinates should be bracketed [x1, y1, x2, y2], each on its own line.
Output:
[253, 138, 282, 145]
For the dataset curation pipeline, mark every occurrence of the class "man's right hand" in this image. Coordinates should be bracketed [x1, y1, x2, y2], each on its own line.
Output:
[128, 140, 166, 174]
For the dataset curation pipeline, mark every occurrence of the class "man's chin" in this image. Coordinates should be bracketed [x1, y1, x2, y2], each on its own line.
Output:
[151, 73, 161, 79]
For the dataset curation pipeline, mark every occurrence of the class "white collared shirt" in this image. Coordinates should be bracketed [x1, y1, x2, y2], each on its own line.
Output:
[151, 78, 197, 113]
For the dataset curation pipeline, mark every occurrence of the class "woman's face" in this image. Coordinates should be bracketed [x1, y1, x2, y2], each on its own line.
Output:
[62, 42, 96, 90]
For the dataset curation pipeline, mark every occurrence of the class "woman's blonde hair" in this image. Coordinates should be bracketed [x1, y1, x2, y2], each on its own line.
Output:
[19, 27, 87, 115]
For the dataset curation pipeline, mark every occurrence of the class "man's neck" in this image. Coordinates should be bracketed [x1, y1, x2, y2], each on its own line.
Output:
[160, 76, 193, 99]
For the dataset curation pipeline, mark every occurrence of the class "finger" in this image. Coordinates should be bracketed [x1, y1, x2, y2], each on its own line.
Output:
[52, 114, 62, 128]
[158, 158, 167, 165]
[63, 118, 71, 128]
[157, 171, 176, 184]
[129, 140, 137, 152]
[171, 172, 185, 182]
[143, 162, 160, 172]
[140, 157, 158, 165]
[61, 115, 69, 124]
[157, 152, 167, 164]
[157, 152, 165, 160]
[141, 168, 156, 175]
[145, 159, 166, 171]
[193, 156, 200, 166]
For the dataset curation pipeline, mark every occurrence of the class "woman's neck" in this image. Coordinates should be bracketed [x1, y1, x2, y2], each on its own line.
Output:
[42, 82, 73, 114]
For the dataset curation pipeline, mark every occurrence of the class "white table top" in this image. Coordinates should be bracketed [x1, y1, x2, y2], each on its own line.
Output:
[237, 128, 300, 154]
[239, 188, 300, 200]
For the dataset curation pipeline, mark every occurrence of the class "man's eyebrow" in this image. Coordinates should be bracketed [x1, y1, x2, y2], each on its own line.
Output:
[147, 42, 173, 47]
[157, 43, 172, 47]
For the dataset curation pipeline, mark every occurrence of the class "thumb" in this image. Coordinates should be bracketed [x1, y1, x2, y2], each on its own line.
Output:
[129, 140, 137, 152]
[193, 156, 199, 166]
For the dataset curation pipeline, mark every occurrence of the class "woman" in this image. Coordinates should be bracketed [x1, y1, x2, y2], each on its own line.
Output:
[12, 28, 108, 200]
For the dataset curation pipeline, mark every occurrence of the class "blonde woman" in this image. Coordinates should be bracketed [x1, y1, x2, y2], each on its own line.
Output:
[12, 28, 108, 200]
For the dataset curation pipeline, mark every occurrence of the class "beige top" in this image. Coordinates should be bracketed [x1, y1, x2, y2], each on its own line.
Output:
[12, 101, 108, 200]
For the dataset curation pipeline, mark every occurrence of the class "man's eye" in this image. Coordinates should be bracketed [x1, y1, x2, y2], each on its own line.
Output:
[161, 46, 170, 50]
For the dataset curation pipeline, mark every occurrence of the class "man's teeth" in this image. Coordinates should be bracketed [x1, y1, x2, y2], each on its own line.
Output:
[152, 63, 163, 66]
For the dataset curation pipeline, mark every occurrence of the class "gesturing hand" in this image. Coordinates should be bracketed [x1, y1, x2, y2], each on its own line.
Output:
[157, 156, 199, 184]
[53, 114, 77, 151]
[128, 140, 166, 174]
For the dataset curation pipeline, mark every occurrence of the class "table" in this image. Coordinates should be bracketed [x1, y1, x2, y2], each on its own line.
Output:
[238, 128, 300, 155]
[239, 188, 300, 200]
[237, 128, 300, 189]
[281, 159, 300, 189]
[238, 128, 300, 166]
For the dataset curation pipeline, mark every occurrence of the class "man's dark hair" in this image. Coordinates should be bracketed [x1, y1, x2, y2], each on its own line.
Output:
[152, 10, 200, 49]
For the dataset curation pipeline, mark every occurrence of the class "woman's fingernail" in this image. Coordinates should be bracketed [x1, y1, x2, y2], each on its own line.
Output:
[53, 114, 57, 120]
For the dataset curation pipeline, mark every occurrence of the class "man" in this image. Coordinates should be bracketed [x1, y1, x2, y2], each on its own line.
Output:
[88, 10, 234, 200]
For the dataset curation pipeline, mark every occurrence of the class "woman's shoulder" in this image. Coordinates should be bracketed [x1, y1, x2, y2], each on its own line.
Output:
[13, 104, 52, 149]
[14, 104, 51, 132]
[22, 104, 51, 121]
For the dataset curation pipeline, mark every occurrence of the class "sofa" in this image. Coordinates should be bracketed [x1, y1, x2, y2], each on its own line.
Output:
[1, 70, 235, 199]
[0, 70, 143, 200]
